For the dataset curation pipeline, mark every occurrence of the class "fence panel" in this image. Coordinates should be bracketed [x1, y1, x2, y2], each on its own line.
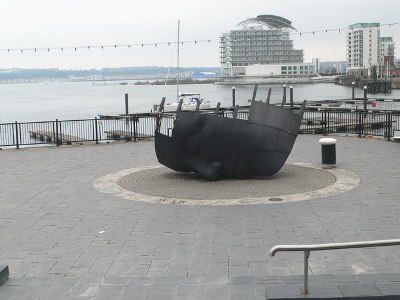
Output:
[300, 110, 323, 134]
[326, 111, 359, 135]
[18, 121, 57, 146]
[59, 119, 96, 144]
[393, 113, 400, 132]
[99, 118, 134, 141]
[0, 123, 16, 147]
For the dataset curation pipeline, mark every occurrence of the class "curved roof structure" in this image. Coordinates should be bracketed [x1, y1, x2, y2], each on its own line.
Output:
[237, 15, 296, 31]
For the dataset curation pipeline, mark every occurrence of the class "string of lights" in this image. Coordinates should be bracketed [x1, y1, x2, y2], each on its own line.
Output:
[0, 39, 218, 53]
[1, 22, 398, 53]
[291, 22, 399, 36]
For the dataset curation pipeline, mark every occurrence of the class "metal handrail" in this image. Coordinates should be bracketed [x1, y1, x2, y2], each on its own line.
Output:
[269, 239, 400, 295]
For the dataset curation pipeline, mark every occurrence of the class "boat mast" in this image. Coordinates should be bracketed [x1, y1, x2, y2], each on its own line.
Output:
[177, 20, 180, 102]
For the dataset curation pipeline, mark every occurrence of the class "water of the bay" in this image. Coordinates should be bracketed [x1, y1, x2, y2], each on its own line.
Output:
[1, 81, 400, 123]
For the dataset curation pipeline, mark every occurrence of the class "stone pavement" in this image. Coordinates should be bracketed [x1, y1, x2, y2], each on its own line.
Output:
[0, 135, 400, 299]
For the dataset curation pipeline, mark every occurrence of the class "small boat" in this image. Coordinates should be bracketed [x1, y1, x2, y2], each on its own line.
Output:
[163, 93, 211, 112]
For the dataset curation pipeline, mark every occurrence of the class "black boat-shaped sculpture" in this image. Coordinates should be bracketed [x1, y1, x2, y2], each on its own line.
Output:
[155, 87, 305, 181]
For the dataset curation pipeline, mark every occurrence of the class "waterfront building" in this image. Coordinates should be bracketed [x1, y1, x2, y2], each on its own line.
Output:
[312, 58, 320, 74]
[380, 37, 395, 70]
[346, 23, 396, 78]
[219, 15, 315, 84]
[346, 23, 381, 77]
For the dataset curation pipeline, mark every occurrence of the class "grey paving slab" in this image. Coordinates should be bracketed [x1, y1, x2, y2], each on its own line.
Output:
[0, 136, 399, 299]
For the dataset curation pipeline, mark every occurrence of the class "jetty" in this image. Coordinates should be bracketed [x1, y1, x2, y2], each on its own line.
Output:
[28, 130, 81, 145]
[104, 130, 152, 141]
[335, 76, 392, 94]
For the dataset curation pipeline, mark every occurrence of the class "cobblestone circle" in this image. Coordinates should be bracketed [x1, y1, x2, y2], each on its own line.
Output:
[93, 162, 361, 205]
[117, 164, 335, 200]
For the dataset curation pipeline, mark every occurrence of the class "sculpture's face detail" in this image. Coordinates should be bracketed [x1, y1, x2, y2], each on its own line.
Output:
[155, 95, 305, 181]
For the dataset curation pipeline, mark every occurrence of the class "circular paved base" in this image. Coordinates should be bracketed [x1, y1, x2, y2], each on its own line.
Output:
[118, 165, 335, 200]
[93, 163, 361, 206]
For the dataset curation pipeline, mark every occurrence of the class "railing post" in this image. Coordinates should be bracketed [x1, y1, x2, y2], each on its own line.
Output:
[55, 119, 60, 146]
[301, 251, 310, 295]
[269, 239, 400, 297]
[15, 121, 20, 149]
[133, 115, 137, 142]
[321, 110, 327, 135]
[387, 113, 392, 141]
[94, 117, 99, 144]
[323, 111, 329, 135]
[358, 111, 362, 138]
[56, 119, 63, 146]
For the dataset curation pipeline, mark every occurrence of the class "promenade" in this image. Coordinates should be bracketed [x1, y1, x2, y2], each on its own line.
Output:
[0, 135, 400, 299]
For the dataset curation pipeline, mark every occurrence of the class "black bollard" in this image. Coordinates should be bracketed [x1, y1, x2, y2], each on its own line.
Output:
[232, 86, 236, 107]
[352, 82, 355, 100]
[319, 138, 337, 164]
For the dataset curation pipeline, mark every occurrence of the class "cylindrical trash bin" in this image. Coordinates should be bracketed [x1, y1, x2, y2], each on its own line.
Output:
[319, 138, 337, 164]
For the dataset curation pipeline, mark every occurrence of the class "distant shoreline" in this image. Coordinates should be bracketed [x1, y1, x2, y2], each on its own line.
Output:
[134, 78, 218, 85]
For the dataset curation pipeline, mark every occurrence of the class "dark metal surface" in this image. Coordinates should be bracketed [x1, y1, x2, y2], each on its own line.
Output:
[155, 97, 305, 180]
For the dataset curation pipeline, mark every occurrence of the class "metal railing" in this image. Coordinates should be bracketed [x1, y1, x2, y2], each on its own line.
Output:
[0, 108, 399, 149]
[0, 115, 174, 148]
[300, 109, 400, 139]
[269, 239, 400, 295]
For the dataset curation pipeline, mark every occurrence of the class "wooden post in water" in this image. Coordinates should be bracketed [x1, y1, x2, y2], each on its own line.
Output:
[125, 92, 129, 115]
[281, 85, 286, 107]
[266, 88, 272, 104]
[232, 86, 236, 107]
[290, 86, 294, 107]
[363, 86, 368, 110]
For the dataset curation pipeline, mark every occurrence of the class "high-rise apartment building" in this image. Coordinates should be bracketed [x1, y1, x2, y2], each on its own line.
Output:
[219, 15, 314, 80]
[346, 23, 380, 77]
[380, 37, 395, 66]
[312, 58, 320, 74]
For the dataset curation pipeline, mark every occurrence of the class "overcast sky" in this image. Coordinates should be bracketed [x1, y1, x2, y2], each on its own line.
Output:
[1, 0, 399, 69]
